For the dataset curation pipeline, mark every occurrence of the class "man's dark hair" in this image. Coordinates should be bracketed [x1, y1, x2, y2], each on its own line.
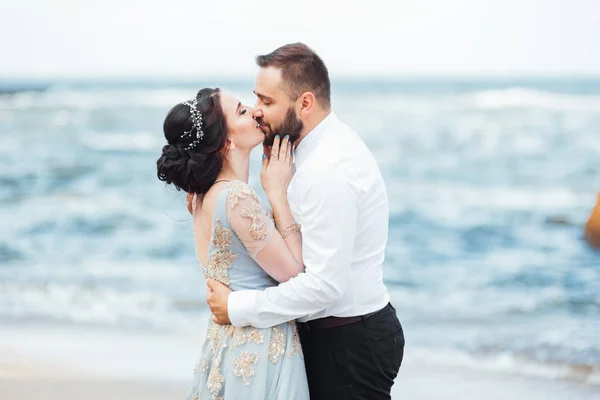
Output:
[256, 43, 331, 109]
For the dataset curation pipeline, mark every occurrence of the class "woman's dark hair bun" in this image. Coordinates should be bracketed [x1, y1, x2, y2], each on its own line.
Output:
[161, 143, 187, 160]
[156, 88, 228, 195]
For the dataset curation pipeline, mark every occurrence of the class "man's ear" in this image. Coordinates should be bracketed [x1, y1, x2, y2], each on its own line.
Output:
[298, 92, 315, 118]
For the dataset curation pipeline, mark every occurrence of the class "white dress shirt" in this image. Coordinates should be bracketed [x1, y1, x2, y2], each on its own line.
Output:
[228, 112, 390, 328]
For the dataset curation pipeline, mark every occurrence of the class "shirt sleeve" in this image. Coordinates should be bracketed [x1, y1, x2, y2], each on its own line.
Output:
[228, 172, 358, 328]
[226, 182, 302, 283]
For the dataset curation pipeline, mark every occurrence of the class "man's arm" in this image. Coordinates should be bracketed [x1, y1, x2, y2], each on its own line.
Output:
[209, 171, 358, 328]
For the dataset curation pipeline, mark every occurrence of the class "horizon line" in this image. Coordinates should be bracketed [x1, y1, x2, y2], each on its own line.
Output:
[2, 73, 600, 84]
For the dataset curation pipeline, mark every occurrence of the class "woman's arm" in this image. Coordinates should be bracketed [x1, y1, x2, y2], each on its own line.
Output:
[268, 196, 303, 272]
[227, 183, 302, 283]
[261, 134, 304, 271]
[228, 135, 304, 283]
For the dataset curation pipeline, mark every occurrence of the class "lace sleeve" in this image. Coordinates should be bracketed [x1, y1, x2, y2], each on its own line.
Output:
[226, 181, 301, 282]
[226, 181, 274, 257]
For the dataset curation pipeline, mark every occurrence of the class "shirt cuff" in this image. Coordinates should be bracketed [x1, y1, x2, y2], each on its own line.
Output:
[228, 290, 259, 327]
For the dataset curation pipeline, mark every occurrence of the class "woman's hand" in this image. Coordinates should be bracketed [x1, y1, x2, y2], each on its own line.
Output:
[261, 135, 293, 204]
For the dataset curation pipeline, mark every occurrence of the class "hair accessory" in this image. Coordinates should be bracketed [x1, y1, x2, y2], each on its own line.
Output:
[180, 98, 204, 150]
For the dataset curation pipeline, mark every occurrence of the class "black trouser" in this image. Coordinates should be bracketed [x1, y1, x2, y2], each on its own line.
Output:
[298, 303, 404, 400]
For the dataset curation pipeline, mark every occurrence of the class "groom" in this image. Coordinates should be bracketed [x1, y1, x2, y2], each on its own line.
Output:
[207, 43, 404, 400]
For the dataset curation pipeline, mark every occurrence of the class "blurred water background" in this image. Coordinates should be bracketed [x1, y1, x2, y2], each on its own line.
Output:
[0, 78, 599, 385]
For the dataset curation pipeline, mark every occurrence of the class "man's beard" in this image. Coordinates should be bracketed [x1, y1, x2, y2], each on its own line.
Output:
[263, 107, 303, 147]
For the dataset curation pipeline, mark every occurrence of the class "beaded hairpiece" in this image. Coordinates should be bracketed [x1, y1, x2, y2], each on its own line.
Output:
[180, 98, 204, 150]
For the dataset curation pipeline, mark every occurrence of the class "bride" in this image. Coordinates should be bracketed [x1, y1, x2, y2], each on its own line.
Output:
[157, 88, 309, 400]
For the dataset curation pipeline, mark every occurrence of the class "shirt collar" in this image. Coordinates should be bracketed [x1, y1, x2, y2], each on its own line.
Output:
[294, 111, 338, 168]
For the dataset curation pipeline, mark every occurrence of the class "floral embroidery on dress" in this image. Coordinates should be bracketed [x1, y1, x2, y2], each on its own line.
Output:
[231, 326, 265, 350]
[194, 322, 305, 397]
[269, 325, 286, 363]
[227, 181, 260, 211]
[206, 345, 226, 399]
[231, 327, 246, 348]
[287, 321, 303, 358]
[207, 322, 264, 356]
[205, 323, 265, 396]
[206, 323, 236, 355]
[246, 328, 264, 345]
[232, 351, 259, 385]
[206, 321, 223, 354]
[240, 202, 269, 240]
[205, 218, 238, 286]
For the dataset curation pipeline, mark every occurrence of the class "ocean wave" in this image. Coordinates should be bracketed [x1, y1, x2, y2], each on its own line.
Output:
[0, 88, 195, 110]
[0, 84, 257, 112]
[470, 88, 600, 111]
[410, 347, 600, 385]
[3, 85, 600, 115]
[392, 287, 564, 317]
[0, 280, 205, 329]
[81, 131, 163, 152]
[388, 265, 600, 317]
[0, 243, 25, 263]
[335, 87, 600, 114]
[388, 183, 593, 215]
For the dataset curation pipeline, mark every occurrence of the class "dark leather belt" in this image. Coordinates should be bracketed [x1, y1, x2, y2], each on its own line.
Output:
[306, 303, 391, 330]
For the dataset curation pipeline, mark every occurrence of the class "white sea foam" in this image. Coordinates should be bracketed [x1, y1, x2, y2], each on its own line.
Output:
[409, 347, 600, 385]
[334, 87, 600, 115]
[0, 88, 195, 110]
[2, 87, 599, 124]
[471, 88, 600, 111]
[81, 131, 163, 152]
[391, 284, 570, 318]
[388, 182, 593, 216]
[0, 280, 202, 328]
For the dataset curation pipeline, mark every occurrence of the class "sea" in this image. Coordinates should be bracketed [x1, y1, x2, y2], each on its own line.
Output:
[0, 77, 599, 386]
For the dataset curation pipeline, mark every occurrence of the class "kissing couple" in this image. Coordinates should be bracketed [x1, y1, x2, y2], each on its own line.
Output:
[157, 42, 404, 400]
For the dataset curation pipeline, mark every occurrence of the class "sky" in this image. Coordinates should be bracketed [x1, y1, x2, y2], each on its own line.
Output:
[1, 0, 599, 79]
